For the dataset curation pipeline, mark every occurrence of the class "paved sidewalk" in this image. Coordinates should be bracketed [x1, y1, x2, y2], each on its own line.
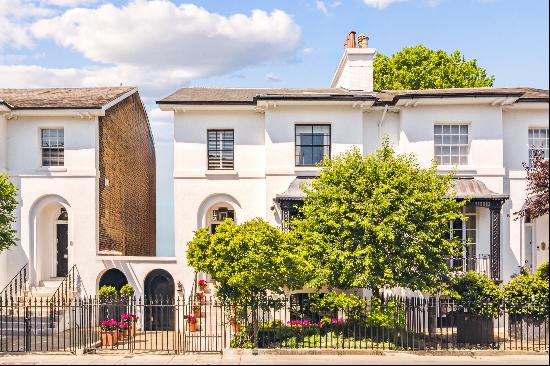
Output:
[0, 353, 548, 365]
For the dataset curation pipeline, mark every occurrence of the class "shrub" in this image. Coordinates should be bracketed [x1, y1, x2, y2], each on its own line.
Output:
[119, 284, 135, 299]
[504, 274, 549, 320]
[450, 271, 503, 318]
[535, 261, 549, 283]
[98, 285, 118, 301]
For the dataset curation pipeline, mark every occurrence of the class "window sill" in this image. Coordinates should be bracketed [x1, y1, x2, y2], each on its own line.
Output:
[205, 170, 239, 177]
[294, 166, 320, 175]
[437, 165, 477, 174]
[37, 166, 67, 172]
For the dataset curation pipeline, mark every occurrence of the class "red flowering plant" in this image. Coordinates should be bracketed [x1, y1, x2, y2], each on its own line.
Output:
[120, 313, 139, 323]
[118, 321, 129, 330]
[100, 319, 119, 332]
[187, 315, 197, 324]
[198, 279, 207, 286]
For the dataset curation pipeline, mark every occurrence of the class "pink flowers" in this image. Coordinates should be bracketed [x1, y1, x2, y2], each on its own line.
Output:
[288, 319, 311, 326]
[120, 313, 139, 322]
[198, 279, 207, 286]
[100, 319, 122, 332]
[187, 315, 197, 324]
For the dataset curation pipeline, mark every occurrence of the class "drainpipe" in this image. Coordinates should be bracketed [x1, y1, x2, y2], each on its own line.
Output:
[377, 104, 389, 139]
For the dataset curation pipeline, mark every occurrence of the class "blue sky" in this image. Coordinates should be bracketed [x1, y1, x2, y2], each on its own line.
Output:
[1, 0, 548, 254]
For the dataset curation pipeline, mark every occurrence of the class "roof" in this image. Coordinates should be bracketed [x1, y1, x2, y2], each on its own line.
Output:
[275, 177, 314, 201]
[158, 87, 375, 105]
[0, 87, 136, 110]
[451, 178, 509, 201]
[275, 177, 509, 202]
[158, 87, 548, 105]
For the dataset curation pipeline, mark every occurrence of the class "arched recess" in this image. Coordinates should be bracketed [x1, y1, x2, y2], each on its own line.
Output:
[144, 269, 175, 330]
[196, 193, 242, 232]
[98, 268, 128, 292]
[29, 194, 72, 285]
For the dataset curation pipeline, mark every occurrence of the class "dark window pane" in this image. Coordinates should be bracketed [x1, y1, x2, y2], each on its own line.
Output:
[295, 125, 330, 166]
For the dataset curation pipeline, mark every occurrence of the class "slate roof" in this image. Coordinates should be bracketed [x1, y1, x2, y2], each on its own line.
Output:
[0, 87, 136, 110]
[158, 87, 548, 105]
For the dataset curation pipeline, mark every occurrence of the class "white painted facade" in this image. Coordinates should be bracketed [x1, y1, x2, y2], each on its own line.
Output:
[163, 48, 549, 291]
[0, 93, 187, 300]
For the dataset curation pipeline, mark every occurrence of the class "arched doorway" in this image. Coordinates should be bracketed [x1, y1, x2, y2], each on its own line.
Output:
[30, 196, 71, 285]
[206, 203, 236, 233]
[98, 268, 128, 292]
[144, 269, 175, 330]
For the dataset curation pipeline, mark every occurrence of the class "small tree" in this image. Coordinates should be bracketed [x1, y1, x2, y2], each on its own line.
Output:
[187, 218, 306, 301]
[374, 45, 494, 90]
[516, 154, 549, 219]
[187, 218, 307, 348]
[290, 140, 465, 297]
[0, 174, 18, 253]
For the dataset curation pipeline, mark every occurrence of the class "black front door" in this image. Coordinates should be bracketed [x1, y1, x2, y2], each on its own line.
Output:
[144, 270, 175, 331]
[56, 223, 68, 277]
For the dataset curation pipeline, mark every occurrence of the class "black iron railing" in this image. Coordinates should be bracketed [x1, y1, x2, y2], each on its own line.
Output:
[0, 263, 29, 303]
[0, 294, 547, 354]
[446, 255, 491, 278]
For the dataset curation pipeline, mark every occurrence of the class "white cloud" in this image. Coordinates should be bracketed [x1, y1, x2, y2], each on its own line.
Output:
[0, 0, 53, 48]
[315, 0, 328, 14]
[1, 1, 301, 104]
[302, 47, 315, 55]
[42, 0, 100, 6]
[265, 72, 281, 83]
[31, 1, 301, 74]
[362, 0, 408, 8]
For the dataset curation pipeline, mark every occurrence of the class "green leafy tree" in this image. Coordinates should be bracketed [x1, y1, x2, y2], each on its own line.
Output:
[374, 45, 494, 90]
[0, 174, 18, 253]
[187, 218, 307, 349]
[290, 140, 465, 296]
[450, 271, 503, 318]
[187, 218, 307, 301]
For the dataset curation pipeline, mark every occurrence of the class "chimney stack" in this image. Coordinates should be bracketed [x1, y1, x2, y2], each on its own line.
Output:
[331, 32, 376, 92]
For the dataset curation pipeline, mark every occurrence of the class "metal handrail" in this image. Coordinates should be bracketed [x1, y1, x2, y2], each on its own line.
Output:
[49, 265, 87, 305]
[0, 262, 29, 302]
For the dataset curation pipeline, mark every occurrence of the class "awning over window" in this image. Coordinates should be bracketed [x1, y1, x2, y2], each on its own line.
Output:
[451, 178, 509, 201]
[275, 177, 313, 201]
[276, 176, 509, 202]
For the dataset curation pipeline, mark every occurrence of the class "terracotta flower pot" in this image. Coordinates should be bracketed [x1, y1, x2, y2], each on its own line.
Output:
[199, 284, 207, 291]
[193, 307, 201, 318]
[231, 323, 240, 333]
[189, 321, 197, 332]
[129, 324, 136, 337]
[100, 331, 118, 347]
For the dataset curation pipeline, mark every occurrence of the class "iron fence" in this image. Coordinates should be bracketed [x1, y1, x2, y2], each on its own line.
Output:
[0, 295, 548, 354]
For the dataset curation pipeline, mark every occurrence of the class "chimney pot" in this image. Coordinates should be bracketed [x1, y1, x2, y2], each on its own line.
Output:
[358, 33, 369, 48]
[344, 31, 357, 49]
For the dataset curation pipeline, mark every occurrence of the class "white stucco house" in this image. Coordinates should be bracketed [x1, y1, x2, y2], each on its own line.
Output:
[0, 87, 185, 308]
[158, 34, 549, 294]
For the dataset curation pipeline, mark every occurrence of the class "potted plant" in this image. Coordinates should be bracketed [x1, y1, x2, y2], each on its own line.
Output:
[121, 313, 139, 336]
[98, 285, 118, 302]
[504, 266, 549, 341]
[198, 279, 208, 291]
[192, 303, 201, 318]
[450, 271, 503, 346]
[118, 321, 129, 339]
[119, 284, 135, 302]
[196, 291, 206, 304]
[187, 315, 198, 332]
[229, 317, 240, 333]
[99, 319, 119, 346]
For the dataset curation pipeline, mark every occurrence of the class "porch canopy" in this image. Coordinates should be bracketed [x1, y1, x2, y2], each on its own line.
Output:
[275, 177, 509, 281]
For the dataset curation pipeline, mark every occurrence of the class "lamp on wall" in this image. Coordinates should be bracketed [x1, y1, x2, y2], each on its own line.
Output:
[177, 281, 183, 292]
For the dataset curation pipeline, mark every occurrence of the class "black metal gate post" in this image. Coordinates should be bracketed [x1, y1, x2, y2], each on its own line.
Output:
[24, 305, 31, 352]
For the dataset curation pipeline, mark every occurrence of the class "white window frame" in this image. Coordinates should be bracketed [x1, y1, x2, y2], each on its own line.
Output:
[434, 123, 470, 166]
[528, 127, 549, 166]
[40, 128, 65, 167]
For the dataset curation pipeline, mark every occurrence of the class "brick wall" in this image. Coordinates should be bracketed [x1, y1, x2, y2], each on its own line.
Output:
[98, 92, 156, 256]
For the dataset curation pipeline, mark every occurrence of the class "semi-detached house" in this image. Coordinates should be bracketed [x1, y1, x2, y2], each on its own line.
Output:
[158, 36, 549, 297]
